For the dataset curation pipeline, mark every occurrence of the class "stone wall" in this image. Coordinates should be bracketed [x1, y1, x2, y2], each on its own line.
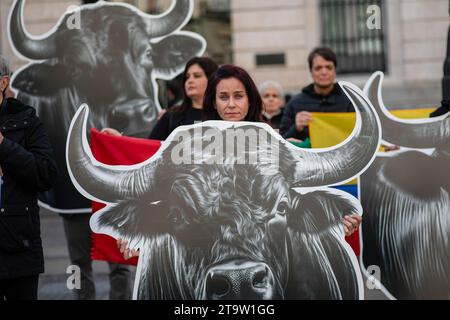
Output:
[232, 0, 449, 108]
[401, 0, 448, 83]
[1, 0, 448, 108]
[232, 0, 318, 94]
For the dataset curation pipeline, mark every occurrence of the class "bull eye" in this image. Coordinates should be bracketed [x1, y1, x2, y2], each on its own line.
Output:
[276, 198, 289, 216]
[141, 47, 154, 68]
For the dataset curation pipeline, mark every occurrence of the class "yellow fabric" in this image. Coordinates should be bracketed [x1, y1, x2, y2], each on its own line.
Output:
[309, 108, 435, 148]
[309, 108, 435, 185]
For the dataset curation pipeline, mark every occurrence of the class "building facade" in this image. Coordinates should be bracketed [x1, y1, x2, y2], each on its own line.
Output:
[232, 0, 449, 108]
[0, 0, 448, 108]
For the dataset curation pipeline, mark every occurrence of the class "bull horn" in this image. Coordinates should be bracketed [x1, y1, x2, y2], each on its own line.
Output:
[144, 0, 193, 37]
[364, 71, 450, 148]
[292, 82, 381, 187]
[66, 105, 157, 204]
[9, 0, 57, 60]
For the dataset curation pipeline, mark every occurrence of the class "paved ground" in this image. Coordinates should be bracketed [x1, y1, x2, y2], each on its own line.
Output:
[37, 208, 388, 300]
[38, 208, 137, 300]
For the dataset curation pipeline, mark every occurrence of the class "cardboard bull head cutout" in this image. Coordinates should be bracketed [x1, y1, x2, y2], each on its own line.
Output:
[8, 0, 206, 212]
[66, 82, 381, 300]
[359, 72, 450, 299]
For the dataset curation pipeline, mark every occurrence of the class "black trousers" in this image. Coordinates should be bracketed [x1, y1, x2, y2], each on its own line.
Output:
[62, 213, 131, 300]
[0, 275, 39, 300]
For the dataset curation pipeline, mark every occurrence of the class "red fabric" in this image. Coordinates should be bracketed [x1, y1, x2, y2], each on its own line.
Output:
[89, 128, 360, 264]
[90, 129, 161, 265]
[345, 232, 360, 256]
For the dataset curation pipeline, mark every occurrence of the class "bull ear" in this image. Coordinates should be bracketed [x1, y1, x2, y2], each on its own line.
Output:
[12, 62, 69, 96]
[287, 189, 361, 234]
[92, 199, 171, 241]
[286, 189, 362, 299]
[152, 33, 206, 78]
[286, 226, 361, 299]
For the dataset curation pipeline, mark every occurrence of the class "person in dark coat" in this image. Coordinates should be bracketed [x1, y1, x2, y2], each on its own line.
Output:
[430, 99, 450, 118]
[148, 56, 219, 140]
[279, 47, 353, 142]
[0, 56, 57, 300]
[102, 57, 219, 141]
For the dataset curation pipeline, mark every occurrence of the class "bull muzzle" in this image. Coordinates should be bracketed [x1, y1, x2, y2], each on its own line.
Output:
[108, 98, 158, 137]
[205, 261, 276, 300]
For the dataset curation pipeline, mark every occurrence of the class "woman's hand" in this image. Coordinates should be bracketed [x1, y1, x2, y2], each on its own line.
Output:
[117, 238, 140, 259]
[342, 214, 362, 237]
[286, 137, 303, 143]
[101, 128, 122, 136]
[157, 109, 167, 121]
[382, 143, 400, 152]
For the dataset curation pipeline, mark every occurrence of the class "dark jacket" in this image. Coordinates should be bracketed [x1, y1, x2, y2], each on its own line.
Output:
[0, 97, 57, 280]
[280, 83, 353, 140]
[149, 106, 203, 141]
[430, 100, 450, 118]
[262, 108, 284, 130]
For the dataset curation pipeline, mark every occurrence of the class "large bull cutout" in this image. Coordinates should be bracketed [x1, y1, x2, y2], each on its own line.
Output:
[8, 0, 206, 212]
[360, 72, 450, 300]
[66, 81, 381, 299]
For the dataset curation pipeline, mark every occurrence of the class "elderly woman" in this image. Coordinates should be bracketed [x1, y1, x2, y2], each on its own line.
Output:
[258, 80, 285, 130]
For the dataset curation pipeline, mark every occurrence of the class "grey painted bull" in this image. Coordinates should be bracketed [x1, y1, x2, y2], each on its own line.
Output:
[66, 82, 380, 300]
[360, 72, 450, 299]
[8, 0, 205, 211]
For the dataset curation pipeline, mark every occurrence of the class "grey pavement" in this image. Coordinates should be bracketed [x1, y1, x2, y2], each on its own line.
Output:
[38, 207, 388, 300]
[38, 208, 136, 300]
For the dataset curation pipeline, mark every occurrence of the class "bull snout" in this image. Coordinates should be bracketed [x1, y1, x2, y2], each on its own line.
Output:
[107, 98, 157, 137]
[205, 261, 275, 300]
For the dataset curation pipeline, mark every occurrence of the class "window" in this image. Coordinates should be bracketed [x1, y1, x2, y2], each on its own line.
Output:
[320, 0, 387, 74]
[256, 53, 286, 67]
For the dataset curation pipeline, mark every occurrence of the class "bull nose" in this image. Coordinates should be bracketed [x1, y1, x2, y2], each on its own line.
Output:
[109, 108, 129, 131]
[108, 99, 156, 134]
[205, 261, 275, 300]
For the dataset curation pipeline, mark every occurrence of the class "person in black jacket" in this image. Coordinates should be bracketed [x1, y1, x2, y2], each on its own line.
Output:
[0, 56, 57, 300]
[148, 57, 219, 140]
[102, 57, 219, 141]
[430, 99, 450, 117]
[280, 47, 353, 141]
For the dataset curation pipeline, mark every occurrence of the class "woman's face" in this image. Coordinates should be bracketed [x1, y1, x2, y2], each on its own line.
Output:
[184, 64, 208, 103]
[215, 77, 249, 121]
[262, 87, 283, 114]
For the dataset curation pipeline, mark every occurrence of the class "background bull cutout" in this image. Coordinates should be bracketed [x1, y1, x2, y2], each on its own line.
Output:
[8, 0, 206, 212]
[359, 72, 450, 300]
[66, 82, 382, 300]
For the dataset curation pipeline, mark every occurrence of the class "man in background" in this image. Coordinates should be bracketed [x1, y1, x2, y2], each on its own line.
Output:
[280, 47, 353, 142]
